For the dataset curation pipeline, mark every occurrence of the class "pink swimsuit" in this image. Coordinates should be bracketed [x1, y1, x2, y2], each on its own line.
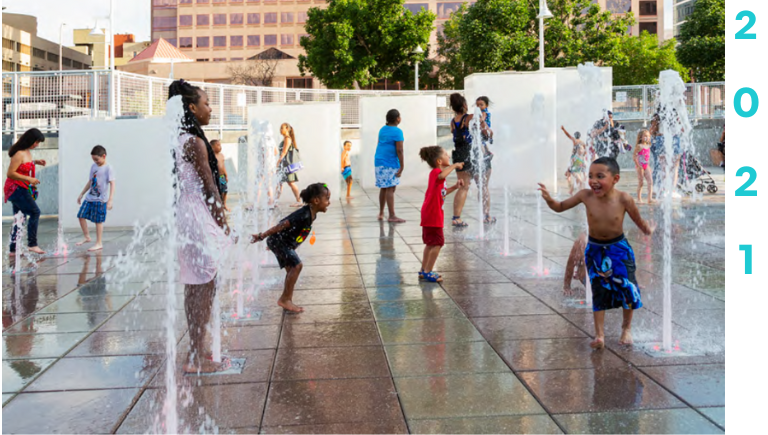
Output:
[637, 148, 650, 170]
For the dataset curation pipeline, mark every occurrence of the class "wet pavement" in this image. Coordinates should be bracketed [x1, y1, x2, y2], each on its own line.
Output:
[2, 170, 725, 433]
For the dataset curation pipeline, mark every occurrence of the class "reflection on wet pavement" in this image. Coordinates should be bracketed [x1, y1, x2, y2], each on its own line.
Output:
[2, 177, 725, 433]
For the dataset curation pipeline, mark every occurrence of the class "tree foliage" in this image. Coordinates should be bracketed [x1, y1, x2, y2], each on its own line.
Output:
[676, 0, 725, 82]
[298, 0, 434, 89]
[435, 0, 635, 88]
[613, 32, 689, 86]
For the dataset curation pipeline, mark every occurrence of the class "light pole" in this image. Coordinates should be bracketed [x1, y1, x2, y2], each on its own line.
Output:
[412, 45, 424, 91]
[59, 23, 67, 71]
[538, 0, 553, 71]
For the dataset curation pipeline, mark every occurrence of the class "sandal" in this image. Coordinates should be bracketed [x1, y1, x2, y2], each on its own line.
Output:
[419, 270, 441, 280]
[452, 216, 469, 227]
[484, 215, 497, 224]
[423, 271, 443, 283]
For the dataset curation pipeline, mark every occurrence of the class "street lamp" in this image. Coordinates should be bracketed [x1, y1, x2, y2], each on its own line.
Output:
[537, 0, 553, 71]
[412, 45, 424, 91]
[88, 0, 115, 71]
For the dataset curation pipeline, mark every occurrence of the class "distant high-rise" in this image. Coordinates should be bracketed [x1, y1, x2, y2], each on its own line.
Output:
[673, 0, 697, 37]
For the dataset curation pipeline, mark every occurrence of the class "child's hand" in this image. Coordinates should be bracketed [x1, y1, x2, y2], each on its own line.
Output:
[29, 178, 40, 186]
[455, 179, 465, 188]
[34, 159, 46, 166]
[454, 162, 464, 170]
[537, 183, 553, 201]
[77, 194, 82, 205]
[106, 200, 113, 210]
[250, 233, 263, 243]
[645, 220, 657, 235]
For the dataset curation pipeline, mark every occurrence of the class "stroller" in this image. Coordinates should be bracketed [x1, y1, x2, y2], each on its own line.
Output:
[678, 152, 718, 194]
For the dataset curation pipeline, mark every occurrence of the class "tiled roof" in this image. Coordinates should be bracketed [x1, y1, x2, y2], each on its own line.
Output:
[129, 38, 193, 63]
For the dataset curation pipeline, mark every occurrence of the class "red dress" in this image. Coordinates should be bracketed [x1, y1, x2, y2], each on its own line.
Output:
[4, 161, 34, 203]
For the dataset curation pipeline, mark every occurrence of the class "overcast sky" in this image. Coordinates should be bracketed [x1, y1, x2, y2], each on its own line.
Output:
[3, 0, 151, 46]
[3, 0, 673, 47]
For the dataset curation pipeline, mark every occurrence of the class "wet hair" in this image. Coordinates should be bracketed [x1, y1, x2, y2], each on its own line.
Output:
[449, 93, 466, 114]
[168, 79, 220, 193]
[91, 145, 107, 157]
[592, 156, 620, 175]
[386, 109, 400, 124]
[607, 110, 613, 116]
[300, 183, 329, 204]
[476, 96, 490, 107]
[281, 123, 298, 150]
[636, 129, 650, 145]
[210, 139, 221, 147]
[419, 146, 445, 169]
[8, 128, 45, 157]
[574, 132, 581, 140]
[343, 140, 352, 147]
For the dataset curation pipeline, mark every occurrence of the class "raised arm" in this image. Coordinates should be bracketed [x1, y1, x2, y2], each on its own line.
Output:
[186, 136, 226, 230]
[561, 125, 574, 142]
[438, 162, 463, 180]
[538, 184, 584, 213]
[623, 193, 653, 235]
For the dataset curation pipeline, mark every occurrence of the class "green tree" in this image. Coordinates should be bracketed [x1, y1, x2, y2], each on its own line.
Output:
[676, 0, 725, 82]
[298, 0, 435, 89]
[613, 32, 690, 86]
[435, 0, 635, 88]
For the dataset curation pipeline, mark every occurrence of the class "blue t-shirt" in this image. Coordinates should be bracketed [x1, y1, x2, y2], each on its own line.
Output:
[374, 125, 404, 168]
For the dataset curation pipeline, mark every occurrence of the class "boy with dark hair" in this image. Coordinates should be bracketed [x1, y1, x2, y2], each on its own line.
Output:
[211, 140, 229, 211]
[418, 145, 463, 282]
[538, 156, 654, 349]
[76, 145, 116, 252]
[341, 140, 353, 199]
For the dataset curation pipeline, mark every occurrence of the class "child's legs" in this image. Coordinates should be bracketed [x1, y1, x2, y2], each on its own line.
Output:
[424, 245, 442, 273]
[95, 223, 104, 245]
[281, 262, 303, 302]
[636, 166, 644, 199]
[222, 192, 228, 206]
[346, 177, 352, 196]
[378, 188, 386, 215]
[453, 171, 472, 218]
[385, 186, 397, 216]
[644, 167, 654, 197]
[79, 218, 90, 239]
[184, 278, 217, 365]
[482, 169, 492, 215]
[593, 310, 606, 339]
[288, 181, 300, 202]
[9, 203, 21, 252]
[622, 308, 634, 330]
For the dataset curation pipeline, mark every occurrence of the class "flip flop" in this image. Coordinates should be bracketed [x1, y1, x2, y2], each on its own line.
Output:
[452, 216, 468, 227]
[484, 215, 497, 224]
[423, 271, 442, 283]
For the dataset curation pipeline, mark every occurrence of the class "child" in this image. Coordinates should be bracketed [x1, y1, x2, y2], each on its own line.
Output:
[374, 110, 405, 222]
[475, 96, 495, 224]
[251, 183, 330, 313]
[211, 140, 230, 211]
[634, 130, 654, 203]
[341, 140, 353, 199]
[418, 146, 464, 282]
[76, 145, 116, 252]
[538, 157, 653, 349]
[561, 126, 587, 194]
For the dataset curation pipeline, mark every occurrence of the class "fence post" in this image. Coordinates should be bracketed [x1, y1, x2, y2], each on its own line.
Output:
[11, 73, 19, 141]
[116, 72, 122, 118]
[148, 79, 153, 116]
[219, 84, 225, 138]
[108, 70, 114, 119]
[91, 71, 99, 118]
[642, 85, 648, 121]
[694, 83, 702, 121]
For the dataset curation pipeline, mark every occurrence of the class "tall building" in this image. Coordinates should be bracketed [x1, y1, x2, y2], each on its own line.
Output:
[594, 0, 665, 41]
[2, 12, 92, 72]
[673, 0, 697, 37]
[72, 31, 151, 68]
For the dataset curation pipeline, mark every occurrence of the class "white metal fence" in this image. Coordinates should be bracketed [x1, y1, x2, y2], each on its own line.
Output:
[2, 70, 725, 137]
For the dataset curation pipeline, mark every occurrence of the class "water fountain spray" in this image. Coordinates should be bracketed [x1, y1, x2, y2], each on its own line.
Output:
[531, 93, 546, 275]
[12, 211, 26, 275]
[469, 106, 486, 240]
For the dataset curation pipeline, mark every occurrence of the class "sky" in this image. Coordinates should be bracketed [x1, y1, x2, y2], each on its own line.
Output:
[3, 0, 673, 47]
[3, 0, 151, 46]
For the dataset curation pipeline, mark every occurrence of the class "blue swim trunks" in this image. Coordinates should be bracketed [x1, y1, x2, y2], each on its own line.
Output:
[585, 234, 642, 312]
[77, 200, 107, 224]
[342, 166, 352, 180]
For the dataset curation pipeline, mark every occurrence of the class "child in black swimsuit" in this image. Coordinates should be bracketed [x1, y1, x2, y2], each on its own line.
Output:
[251, 183, 331, 313]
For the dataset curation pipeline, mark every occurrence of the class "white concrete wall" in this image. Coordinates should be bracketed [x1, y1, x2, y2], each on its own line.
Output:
[551, 67, 613, 185]
[247, 102, 342, 202]
[359, 95, 438, 189]
[58, 118, 173, 229]
[464, 71, 558, 192]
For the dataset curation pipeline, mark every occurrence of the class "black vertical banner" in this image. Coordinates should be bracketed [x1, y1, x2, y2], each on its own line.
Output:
[725, 5, 768, 289]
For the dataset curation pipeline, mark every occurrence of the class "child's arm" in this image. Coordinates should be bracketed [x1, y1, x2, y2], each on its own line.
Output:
[632, 141, 641, 165]
[446, 179, 464, 195]
[438, 162, 463, 180]
[395, 141, 404, 177]
[6, 154, 40, 185]
[538, 184, 584, 213]
[221, 162, 228, 181]
[561, 125, 574, 142]
[622, 193, 654, 235]
[250, 220, 290, 243]
[187, 137, 227, 230]
[77, 179, 92, 204]
[107, 180, 115, 210]
[340, 151, 347, 172]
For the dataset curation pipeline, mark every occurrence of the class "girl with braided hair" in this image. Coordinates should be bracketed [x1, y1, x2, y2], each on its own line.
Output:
[168, 79, 232, 373]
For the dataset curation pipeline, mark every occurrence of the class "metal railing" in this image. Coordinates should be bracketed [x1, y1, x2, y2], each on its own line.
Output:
[2, 70, 725, 137]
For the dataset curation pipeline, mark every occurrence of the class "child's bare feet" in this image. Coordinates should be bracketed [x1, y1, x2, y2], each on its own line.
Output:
[87, 244, 103, 252]
[590, 337, 605, 349]
[76, 238, 91, 246]
[28, 246, 45, 255]
[563, 285, 574, 296]
[388, 216, 406, 223]
[377, 213, 384, 221]
[183, 356, 232, 374]
[224, 205, 231, 212]
[278, 298, 304, 313]
[619, 328, 633, 345]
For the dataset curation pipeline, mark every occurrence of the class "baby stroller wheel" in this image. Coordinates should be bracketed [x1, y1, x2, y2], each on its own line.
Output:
[707, 184, 718, 193]
[695, 183, 705, 193]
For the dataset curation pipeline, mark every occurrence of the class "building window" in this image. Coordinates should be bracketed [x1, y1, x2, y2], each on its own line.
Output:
[197, 58, 209, 62]
[47, 52, 59, 63]
[73, 60, 84, 69]
[153, 16, 177, 29]
[214, 14, 227, 25]
[230, 0, 244, 3]
[281, 34, 294, 45]
[264, 34, 277, 46]
[63, 58, 73, 67]
[153, 0, 178, 7]
[197, 36, 210, 47]
[231, 35, 244, 47]
[639, 22, 658, 35]
[247, 35, 261, 46]
[231, 57, 243, 61]
[180, 0, 192, 4]
[180, 37, 193, 48]
[606, 0, 632, 14]
[197, 14, 210, 25]
[281, 12, 294, 23]
[287, 77, 313, 89]
[297, 11, 308, 23]
[167, 38, 178, 47]
[247, 13, 261, 24]
[231, 13, 244, 25]
[2, 38, 14, 50]
[179, 15, 193, 26]
[264, 13, 277, 24]
[214, 36, 227, 47]
[639, 1, 658, 16]
[404, 4, 429, 15]
[213, 0, 226, 4]
[437, 2, 463, 19]
[33, 47, 46, 59]
[18, 43, 31, 55]
[197, 0, 209, 3]
[214, 58, 227, 62]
